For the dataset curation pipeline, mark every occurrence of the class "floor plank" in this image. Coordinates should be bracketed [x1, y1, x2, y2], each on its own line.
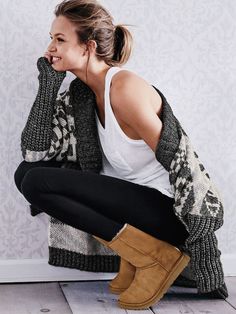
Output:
[0, 282, 72, 314]
[0, 278, 235, 313]
[60, 280, 152, 313]
[225, 277, 236, 309]
[152, 285, 236, 313]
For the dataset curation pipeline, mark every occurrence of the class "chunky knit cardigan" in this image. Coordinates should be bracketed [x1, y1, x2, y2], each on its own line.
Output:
[20, 57, 227, 297]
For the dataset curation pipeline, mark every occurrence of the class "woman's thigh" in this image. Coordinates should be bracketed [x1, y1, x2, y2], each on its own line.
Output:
[20, 166, 189, 244]
[21, 166, 171, 214]
[14, 160, 64, 193]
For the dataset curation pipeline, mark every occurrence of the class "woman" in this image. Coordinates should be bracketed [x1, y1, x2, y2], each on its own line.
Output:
[14, 0, 228, 310]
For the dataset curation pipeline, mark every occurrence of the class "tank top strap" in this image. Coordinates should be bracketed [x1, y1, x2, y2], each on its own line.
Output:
[104, 66, 122, 112]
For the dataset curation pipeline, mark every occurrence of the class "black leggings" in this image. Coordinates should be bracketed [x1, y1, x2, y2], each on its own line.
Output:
[14, 160, 189, 246]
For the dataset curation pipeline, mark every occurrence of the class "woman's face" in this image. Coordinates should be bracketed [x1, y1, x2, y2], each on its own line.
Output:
[47, 15, 87, 73]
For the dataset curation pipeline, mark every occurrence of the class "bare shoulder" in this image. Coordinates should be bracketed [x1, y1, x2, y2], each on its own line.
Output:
[110, 69, 162, 116]
[109, 69, 164, 151]
[111, 69, 150, 93]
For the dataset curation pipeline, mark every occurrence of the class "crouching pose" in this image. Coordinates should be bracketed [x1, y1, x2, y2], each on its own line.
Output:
[14, 0, 228, 309]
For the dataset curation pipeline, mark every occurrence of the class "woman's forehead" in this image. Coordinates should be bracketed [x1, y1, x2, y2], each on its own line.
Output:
[50, 16, 76, 36]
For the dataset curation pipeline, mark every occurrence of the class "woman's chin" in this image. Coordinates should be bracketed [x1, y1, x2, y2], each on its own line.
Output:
[52, 63, 65, 72]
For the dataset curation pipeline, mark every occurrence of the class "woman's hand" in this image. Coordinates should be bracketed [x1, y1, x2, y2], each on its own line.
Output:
[37, 56, 66, 85]
[44, 51, 53, 64]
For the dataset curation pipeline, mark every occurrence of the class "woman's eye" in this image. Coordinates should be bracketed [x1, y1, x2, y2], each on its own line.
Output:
[49, 37, 64, 42]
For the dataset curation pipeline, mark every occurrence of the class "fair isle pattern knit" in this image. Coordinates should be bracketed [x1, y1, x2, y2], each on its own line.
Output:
[43, 90, 77, 162]
[163, 126, 224, 292]
[20, 57, 227, 295]
[22, 89, 77, 163]
[170, 135, 222, 219]
[153, 86, 225, 293]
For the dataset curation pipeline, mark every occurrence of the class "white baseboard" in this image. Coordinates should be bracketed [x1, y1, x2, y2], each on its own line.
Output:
[0, 254, 235, 283]
[0, 259, 116, 283]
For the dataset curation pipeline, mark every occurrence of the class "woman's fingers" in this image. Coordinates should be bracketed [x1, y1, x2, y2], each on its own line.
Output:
[44, 52, 52, 64]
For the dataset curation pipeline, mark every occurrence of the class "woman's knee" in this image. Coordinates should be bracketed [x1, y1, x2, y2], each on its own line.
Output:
[14, 161, 32, 193]
[20, 167, 45, 204]
[14, 160, 61, 193]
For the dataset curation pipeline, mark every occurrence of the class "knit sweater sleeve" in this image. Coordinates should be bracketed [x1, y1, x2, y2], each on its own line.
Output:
[21, 57, 69, 162]
[169, 131, 227, 295]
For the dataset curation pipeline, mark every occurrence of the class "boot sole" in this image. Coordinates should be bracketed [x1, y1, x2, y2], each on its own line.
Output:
[118, 253, 190, 310]
[109, 285, 126, 294]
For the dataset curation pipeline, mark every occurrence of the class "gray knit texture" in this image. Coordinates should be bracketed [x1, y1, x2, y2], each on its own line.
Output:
[21, 57, 66, 158]
[20, 59, 228, 298]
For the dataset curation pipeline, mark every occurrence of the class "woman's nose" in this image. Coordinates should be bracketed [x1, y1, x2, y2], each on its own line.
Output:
[47, 41, 56, 52]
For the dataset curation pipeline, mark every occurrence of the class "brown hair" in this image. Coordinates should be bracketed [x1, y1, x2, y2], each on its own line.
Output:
[54, 0, 133, 66]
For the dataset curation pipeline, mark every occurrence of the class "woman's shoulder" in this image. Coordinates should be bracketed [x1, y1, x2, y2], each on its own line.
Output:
[112, 68, 145, 87]
[111, 68, 162, 114]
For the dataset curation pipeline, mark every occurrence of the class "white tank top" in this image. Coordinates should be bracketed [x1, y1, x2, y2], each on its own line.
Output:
[95, 66, 174, 198]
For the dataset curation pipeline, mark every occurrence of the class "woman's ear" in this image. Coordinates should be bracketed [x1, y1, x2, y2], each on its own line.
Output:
[86, 40, 97, 54]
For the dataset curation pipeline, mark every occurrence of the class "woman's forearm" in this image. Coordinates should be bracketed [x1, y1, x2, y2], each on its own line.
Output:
[21, 57, 66, 160]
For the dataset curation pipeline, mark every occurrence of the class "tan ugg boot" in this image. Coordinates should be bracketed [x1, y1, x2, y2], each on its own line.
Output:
[93, 236, 136, 294]
[109, 258, 136, 294]
[96, 223, 190, 310]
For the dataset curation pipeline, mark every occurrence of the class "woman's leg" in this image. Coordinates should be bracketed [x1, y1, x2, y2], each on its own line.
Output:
[19, 166, 188, 245]
[15, 162, 124, 240]
[14, 160, 66, 216]
[14, 160, 64, 193]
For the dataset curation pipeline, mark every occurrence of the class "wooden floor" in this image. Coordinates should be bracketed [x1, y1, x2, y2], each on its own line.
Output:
[0, 277, 235, 313]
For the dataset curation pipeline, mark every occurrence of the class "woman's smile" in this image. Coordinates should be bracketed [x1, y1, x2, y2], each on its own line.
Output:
[51, 56, 62, 64]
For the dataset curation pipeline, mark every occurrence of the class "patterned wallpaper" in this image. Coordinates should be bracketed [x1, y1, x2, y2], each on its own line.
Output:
[0, 0, 235, 260]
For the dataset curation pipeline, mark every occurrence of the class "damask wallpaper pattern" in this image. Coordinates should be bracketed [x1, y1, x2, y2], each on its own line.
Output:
[0, 0, 235, 260]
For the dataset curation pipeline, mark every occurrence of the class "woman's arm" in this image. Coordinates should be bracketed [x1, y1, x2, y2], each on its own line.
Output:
[110, 71, 163, 153]
[21, 57, 66, 161]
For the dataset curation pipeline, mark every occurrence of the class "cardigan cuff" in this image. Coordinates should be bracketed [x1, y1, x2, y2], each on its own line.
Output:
[48, 246, 120, 272]
[188, 232, 226, 293]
